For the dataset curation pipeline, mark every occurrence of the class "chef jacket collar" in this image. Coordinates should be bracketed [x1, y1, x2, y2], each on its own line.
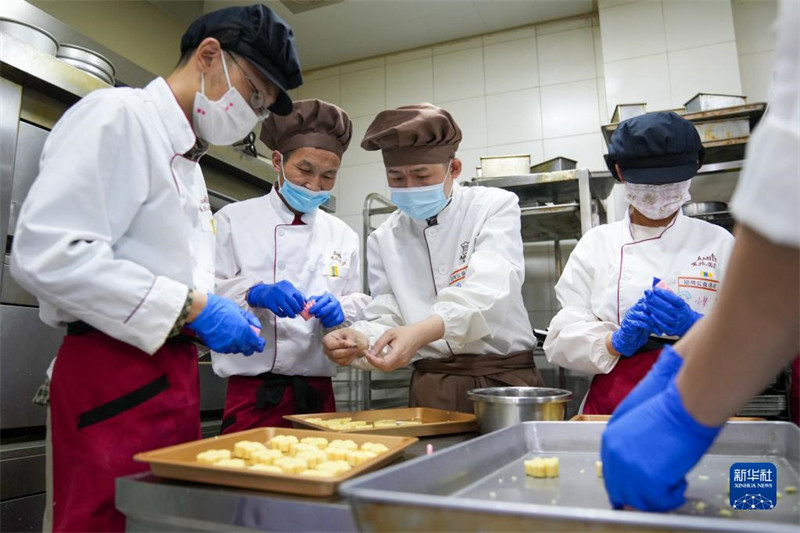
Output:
[266, 185, 319, 224]
[146, 77, 199, 157]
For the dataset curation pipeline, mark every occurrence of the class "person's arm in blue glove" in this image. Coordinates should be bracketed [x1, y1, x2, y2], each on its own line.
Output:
[601, 378, 722, 511]
[644, 287, 702, 337]
[308, 292, 345, 328]
[608, 299, 656, 357]
[610, 344, 683, 423]
[186, 292, 266, 356]
[247, 280, 305, 318]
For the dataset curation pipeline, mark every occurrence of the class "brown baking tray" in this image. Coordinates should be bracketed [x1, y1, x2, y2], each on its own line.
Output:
[570, 414, 765, 421]
[134, 427, 418, 497]
[285, 407, 477, 437]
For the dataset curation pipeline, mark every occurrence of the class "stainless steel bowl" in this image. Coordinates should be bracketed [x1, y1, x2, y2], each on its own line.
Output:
[467, 387, 572, 434]
[0, 18, 58, 55]
[682, 201, 727, 217]
[57, 57, 114, 85]
[57, 44, 115, 85]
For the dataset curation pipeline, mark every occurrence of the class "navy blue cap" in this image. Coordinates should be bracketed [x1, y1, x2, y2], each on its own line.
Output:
[181, 4, 302, 116]
[604, 112, 705, 184]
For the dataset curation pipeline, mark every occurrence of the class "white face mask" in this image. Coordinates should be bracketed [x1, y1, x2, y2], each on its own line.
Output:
[625, 181, 692, 220]
[193, 53, 259, 146]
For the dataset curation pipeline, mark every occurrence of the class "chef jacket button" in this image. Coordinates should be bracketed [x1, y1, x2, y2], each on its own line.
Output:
[278, 229, 285, 237]
[428, 228, 437, 236]
[278, 262, 285, 270]
[438, 266, 447, 275]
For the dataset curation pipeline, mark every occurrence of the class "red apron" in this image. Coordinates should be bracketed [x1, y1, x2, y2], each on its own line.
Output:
[220, 374, 335, 434]
[583, 348, 662, 415]
[50, 330, 200, 532]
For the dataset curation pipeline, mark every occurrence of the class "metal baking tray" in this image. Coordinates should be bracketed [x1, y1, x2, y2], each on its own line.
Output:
[478, 155, 531, 178]
[569, 414, 766, 422]
[530, 157, 577, 174]
[611, 103, 646, 123]
[285, 407, 477, 437]
[134, 427, 418, 497]
[341, 421, 800, 532]
[685, 93, 747, 113]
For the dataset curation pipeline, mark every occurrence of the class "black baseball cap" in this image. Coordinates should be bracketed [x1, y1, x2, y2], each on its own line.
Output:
[181, 4, 303, 116]
[604, 112, 705, 184]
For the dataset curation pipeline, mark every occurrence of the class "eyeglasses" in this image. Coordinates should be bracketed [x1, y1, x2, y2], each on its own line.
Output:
[227, 53, 271, 119]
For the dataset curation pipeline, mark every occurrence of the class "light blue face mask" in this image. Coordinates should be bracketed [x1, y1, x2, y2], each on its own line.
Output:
[389, 163, 451, 220]
[277, 156, 331, 213]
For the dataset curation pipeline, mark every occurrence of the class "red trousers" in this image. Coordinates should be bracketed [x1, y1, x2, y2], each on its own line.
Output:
[221, 374, 335, 434]
[50, 331, 200, 532]
[583, 348, 661, 415]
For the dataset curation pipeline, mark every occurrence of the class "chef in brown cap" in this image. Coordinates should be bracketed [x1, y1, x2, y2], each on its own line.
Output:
[322, 103, 544, 413]
[211, 99, 370, 432]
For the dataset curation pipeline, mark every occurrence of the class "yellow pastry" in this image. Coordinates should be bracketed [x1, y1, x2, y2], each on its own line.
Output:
[346, 450, 378, 466]
[196, 449, 232, 464]
[267, 435, 299, 452]
[289, 442, 320, 457]
[300, 437, 329, 450]
[315, 460, 352, 475]
[213, 458, 247, 468]
[250, 449, 284, 466]
[328, 439, 358, 451]
[295, 449, 327, 468]
[234, 440, 267, 459]
[273, 456, 309, 474]
[360, 442, 389, 454]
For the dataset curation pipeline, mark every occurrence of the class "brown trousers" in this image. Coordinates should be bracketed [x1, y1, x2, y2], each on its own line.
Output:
[410, 351, 544, 413]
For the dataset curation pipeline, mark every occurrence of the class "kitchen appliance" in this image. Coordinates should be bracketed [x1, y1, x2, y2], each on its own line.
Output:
[0, 17, 58, 55]
[466, 387, 572, 433]
[56, 44, 115, 85]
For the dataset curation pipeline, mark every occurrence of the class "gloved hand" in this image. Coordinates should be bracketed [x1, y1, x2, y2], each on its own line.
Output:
[610, 344, 684, 424]
[601, 379, 722, 511]
[644, 287, 703, 336]
[187, 293, 266, 355]
[611, 299, 655, 357]
[247, 281, 305, 318]
[308, 292, 345, 328]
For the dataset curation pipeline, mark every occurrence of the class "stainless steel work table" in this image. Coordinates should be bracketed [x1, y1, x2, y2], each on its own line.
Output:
[116, 432, 476, 532]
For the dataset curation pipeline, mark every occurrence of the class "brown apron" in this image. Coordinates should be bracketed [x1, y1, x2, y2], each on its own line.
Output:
[410, 351, 543, 413]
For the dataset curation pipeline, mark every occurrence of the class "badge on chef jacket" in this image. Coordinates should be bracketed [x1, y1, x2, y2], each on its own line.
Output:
[449, 266, 467, 287]
[730, 463, 777, 510]
[325, 250, 347, 277]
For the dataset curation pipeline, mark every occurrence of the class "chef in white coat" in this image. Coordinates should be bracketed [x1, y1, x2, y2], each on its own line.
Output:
[322, 103, 543, 413]
[213, 99, 370, 432]
[602, 1, 799, 510]
[9, 5, 300, 531]
[543, 112, 735, 415]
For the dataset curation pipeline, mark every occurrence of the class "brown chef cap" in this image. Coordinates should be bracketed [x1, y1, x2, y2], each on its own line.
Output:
[260, 99, 352, 158]
[361, 103, 462, 167]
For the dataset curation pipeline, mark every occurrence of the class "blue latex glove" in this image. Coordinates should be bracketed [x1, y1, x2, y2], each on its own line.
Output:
[308, 292, 345, 328]
[247, 281, 305, 318]
[644, 287, 703, 337]
[187, 293, 266, 355]
[611, 299, 655, 357]
[601, 379, 722, 511]
[610, 344, 684, 424]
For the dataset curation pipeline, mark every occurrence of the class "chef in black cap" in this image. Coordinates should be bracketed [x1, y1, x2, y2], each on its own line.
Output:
[322, 104, 544, 413]
[10, 5, 300, 531]
[211, 100, 369, 433]
[543, 112, 735, 415]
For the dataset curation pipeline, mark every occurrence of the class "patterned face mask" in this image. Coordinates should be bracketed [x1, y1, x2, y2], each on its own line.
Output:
[625, 181, 692, 220]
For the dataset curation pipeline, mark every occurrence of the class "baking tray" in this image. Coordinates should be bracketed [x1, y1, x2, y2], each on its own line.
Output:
[285, 407, 477, 437]
[341, 421, 800, 532]
[134, 427, 418, 497]
[570, 414, 766, 422]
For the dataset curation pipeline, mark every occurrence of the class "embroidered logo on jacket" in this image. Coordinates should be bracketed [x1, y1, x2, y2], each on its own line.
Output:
[459, 241, 470, 263]
[691, 253, 717, 269]
[449, 266, 467, 286]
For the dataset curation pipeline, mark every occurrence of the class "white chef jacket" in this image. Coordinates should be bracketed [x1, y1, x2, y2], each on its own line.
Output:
[544, 210, 735, 375]
[730, 0, 799, 249]
[211, 188, 370, 378]
[349, 183, 536, 369]
[11, 78, 215, 357]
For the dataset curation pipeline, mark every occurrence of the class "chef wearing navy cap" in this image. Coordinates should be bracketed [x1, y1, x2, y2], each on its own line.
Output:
[11, 4, 301, 531]
[543, 112, 735, 415]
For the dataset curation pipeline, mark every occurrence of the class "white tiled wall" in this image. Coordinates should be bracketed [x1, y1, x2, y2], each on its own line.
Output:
[599, 0, 744, 113]
[291, 1, 778, 332]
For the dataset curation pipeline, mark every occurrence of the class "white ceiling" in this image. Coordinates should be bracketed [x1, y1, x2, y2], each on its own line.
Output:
[171, 0, 598, 71]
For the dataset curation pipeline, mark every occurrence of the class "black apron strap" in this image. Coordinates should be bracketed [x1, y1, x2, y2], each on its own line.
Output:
[254, 374, 323, 414]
